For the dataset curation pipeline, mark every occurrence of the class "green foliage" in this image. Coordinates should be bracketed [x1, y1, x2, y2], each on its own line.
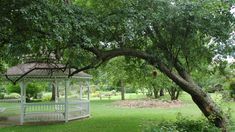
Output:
[143, 114, 220, 132]
[0, 85, 6, 93]
[1, 0, 233, 68]
[26, 83, 44, 100]
[6, 83, 44, 100]
[4, 93, 21, 99]
[42, 93, 52, 102]
[230, 82, 235, 100]
[6, 84, 20, 94]
[0, 93, 4, 99]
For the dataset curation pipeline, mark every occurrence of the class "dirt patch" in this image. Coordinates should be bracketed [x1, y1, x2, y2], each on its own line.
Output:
[113, 99, 183, 109]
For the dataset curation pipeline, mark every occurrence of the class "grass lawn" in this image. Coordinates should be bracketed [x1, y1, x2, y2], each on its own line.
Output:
[0, 92, 235, 132]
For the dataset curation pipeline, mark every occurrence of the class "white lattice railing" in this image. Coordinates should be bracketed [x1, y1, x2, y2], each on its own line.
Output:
[68, 100, 89, 120]
[24, 103, 65, 122]
[22, 100, 90, 122]
[0, 99, 21, 103]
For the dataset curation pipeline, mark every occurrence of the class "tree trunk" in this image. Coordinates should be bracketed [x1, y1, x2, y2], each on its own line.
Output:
[51, 83, 55, 101]
[160, 88, 164, 96]
[168, 87, 180, 100]
[153, 87, 159, 99]
[191, 91, 227, 131]
[120, 80, 125, 100]
[151, 61, 228, 131]
[80, 45, 228, 130]
[146, 88, 153, 97]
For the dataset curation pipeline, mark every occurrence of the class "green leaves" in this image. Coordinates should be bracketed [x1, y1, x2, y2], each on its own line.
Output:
[0, 0, 234, 77]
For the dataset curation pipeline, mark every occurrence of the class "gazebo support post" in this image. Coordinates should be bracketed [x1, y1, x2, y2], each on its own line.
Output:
[64, 80, 70, 122]
[19, 81, 26, 125]
[79, 83, 83, 100]
[54, 80, 58, 103]
[86, 81, 90, 116]
[87, 81, 90, 100]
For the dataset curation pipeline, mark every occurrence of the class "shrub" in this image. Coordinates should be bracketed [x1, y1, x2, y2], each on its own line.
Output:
[143, 114, 220, 132]
[0, 93, 4, 99]
[91, 91, 99, 97]
[230, 82, 235, 100]
[26, 83, 44, 100]
[6, 83, 44, 101]
[6, 84, 20, 94]
[68, 94, 79, 98]
[4, 93, 21, 99]
[206, 84, 223, 93]
[125, 87, 137, 93]
[0, 86, 6, 93]
[42, 93, 52, 102]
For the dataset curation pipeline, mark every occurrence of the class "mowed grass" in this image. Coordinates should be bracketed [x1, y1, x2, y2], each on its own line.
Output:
[0, 93, 235, 132]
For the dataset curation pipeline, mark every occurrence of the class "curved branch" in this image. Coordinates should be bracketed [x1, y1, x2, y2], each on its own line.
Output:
[68, 60, 103, 77]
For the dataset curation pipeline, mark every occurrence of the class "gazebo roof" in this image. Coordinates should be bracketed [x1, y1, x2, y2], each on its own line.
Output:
[2, 62, 92, 81]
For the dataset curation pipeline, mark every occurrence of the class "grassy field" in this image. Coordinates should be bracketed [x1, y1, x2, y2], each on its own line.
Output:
[0, 92, 235, 132]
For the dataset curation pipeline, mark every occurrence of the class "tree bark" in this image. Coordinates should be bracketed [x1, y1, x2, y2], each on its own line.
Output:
[78, 47, 228, 131]
[51, 83, 55, 101]
[160, 88, 164, 96]
[153, 87, 159, 99]
[155, 62, 228, 131]
[168, 87, 180, 100]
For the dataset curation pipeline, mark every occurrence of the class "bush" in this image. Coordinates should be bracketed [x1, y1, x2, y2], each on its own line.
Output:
[0, 86, 6, 93]
[4, 93, 21, 99]
[143, 114, 220, 132]
[91, 91, 101, 97]
[0, 93, 4, 99]
[42, 93, 52, 102]
[68, 94, 79, 98]
[26, 83, 44, 99]
[6, 84, 20, 94]
[125, 87, 137, 93]
[206, 84, 223, 93]
[230, 82, 235, 100]
[6, 83, 44, 101]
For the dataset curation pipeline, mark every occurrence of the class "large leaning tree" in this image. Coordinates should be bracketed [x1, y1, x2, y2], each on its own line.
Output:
[0, 0, 234, 131]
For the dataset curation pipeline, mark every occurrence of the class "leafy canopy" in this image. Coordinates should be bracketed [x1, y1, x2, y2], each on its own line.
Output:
[0, 0, 234, 75]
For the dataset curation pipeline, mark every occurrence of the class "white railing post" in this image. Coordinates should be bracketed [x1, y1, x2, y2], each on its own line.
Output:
[54, 80, 58, 103]
[65, 79, 70, 122]
[20, 81, 25, 125]
[79, 82, 83, 100]
[86, 81, 90, 116]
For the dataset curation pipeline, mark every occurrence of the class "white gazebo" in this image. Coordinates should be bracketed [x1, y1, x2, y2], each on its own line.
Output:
[1, 62, 92, 125]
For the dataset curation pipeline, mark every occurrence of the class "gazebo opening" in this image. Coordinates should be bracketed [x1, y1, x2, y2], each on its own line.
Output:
[0, 62, 91, 125]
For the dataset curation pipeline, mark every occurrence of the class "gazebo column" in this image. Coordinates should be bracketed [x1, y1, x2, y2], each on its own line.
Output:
[64, 79, 70, 122]
[86, 81, 90, 100]
[54, 80, 58, 103]
[86, 81, 90, 116]
[79, 83, 83, 100]
[19, 81, 26, 125]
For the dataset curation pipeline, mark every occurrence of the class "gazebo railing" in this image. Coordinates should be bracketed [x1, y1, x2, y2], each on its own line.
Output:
[22, 100, 90, 122]
[24, 103, 65, 122]
[68, 100, 90, 120]
[0, 99, 21, 103]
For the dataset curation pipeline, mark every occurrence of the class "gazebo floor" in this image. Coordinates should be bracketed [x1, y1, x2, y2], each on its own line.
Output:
[0, 113, 89, 127]
[0, 115, 20, 127]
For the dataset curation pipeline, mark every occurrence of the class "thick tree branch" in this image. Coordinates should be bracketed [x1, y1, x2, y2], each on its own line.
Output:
[68, 60, 103, 77]
[79, 46, 200, 95]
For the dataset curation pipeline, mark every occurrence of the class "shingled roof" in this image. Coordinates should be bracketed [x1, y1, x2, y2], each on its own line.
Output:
[3, 62, 92, 81]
